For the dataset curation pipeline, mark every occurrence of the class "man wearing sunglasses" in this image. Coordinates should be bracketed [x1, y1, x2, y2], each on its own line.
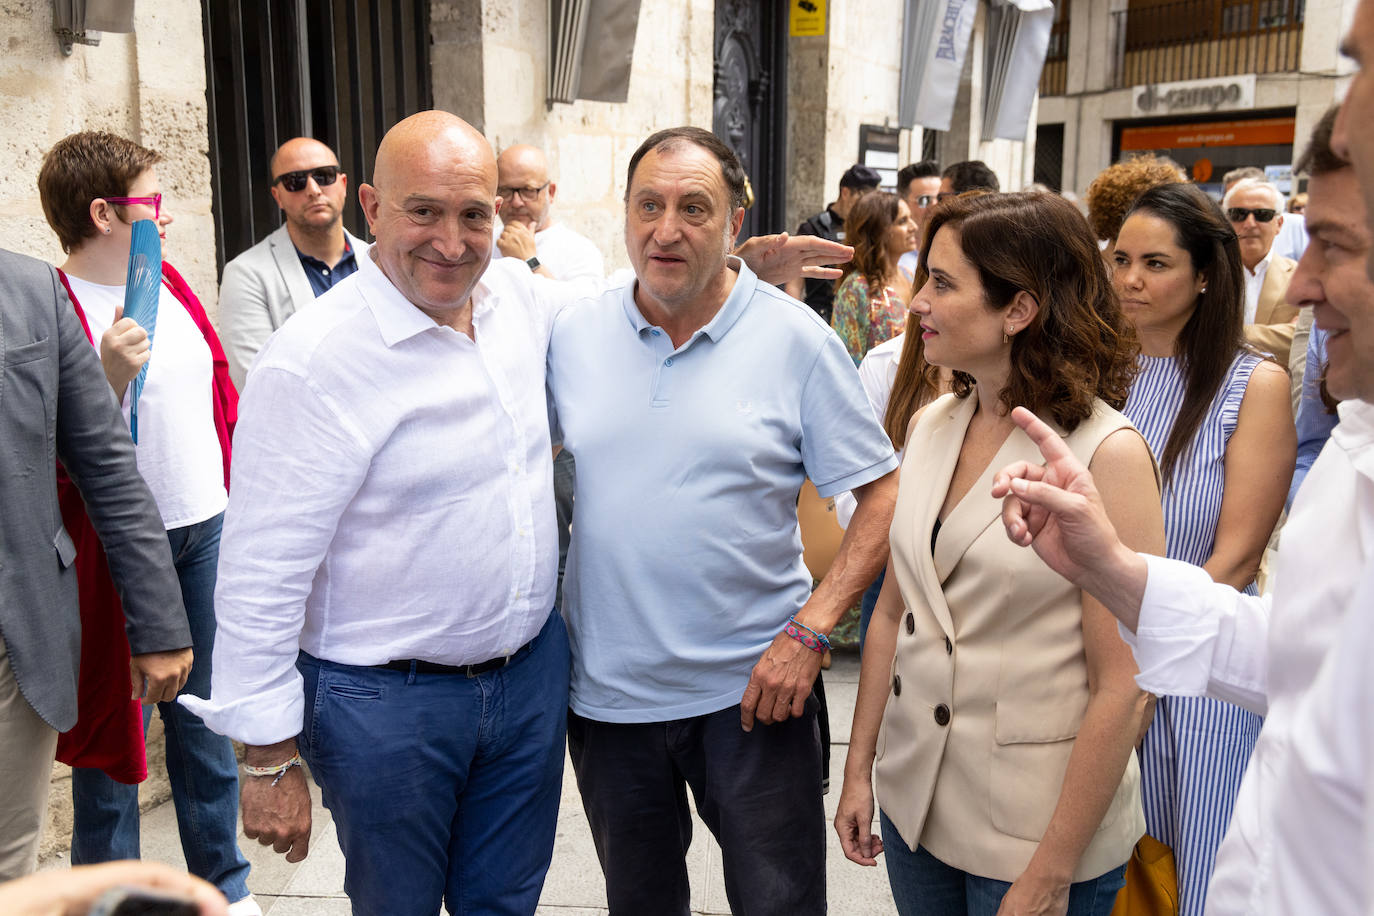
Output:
[492, 144, 604, 286]
[218, 138, 370, 388]
[1224, 177, 1300, 366]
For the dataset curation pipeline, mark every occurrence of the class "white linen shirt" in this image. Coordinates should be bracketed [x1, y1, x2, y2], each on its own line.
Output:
[493, 221, 605, 284]
[181, 252, 560, 746]
[1121, 399, 1374, 915]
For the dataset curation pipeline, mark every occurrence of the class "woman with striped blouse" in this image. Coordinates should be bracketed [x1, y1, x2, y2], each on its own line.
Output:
[1110, 183, 1295, 915]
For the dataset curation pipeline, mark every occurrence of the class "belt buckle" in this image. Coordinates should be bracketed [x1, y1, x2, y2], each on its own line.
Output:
[464, 653, 512, 678]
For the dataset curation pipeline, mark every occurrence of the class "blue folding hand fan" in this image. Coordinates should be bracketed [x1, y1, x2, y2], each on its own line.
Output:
[123, 219, 162, 444]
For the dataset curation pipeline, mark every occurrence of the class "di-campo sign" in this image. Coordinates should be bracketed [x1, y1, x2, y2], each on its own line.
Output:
[1130, 74, 1256, 118]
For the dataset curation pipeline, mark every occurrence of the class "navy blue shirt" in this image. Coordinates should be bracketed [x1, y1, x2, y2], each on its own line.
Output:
[297, 240, 359, 297]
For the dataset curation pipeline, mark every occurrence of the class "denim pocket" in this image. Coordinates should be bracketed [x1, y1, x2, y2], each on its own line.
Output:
[326, 681, 383, 701]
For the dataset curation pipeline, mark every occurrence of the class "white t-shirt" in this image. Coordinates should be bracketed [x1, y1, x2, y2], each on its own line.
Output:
[493, 221, 606, 284]
[66, 276, 229, 530]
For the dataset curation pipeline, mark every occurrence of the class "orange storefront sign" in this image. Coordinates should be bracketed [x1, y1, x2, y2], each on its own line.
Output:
[1121, 117, 1295, 151]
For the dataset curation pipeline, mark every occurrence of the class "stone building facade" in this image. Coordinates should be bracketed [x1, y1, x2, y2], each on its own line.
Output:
[1036, 0, 1354, 197]
[0, 0, 217, 308]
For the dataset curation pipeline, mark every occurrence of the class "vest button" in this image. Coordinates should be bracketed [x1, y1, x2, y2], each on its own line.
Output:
[945, 636, 953, 655]
[893, 674, 902, 696]
[934, 703, 950, 726]
[905, 612, 915, 635]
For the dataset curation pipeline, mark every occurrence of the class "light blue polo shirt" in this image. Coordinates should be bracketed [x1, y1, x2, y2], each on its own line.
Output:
[547, 259, 899, 722]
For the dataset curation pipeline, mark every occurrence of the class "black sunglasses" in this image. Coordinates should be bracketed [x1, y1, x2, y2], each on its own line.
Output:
[273, 166, 341, 192]
[1226, 207, 1278, 224]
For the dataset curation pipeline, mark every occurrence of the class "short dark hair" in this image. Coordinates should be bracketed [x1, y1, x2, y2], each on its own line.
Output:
[941, 160, 1000, 194]
[917, 191, 1138, 430]
[1295, 105, 1346, 178]
[839, 163, 883, 191]
[625, 127, 748, 210]
[1124, 183, 1247, 481]
[38, 131, 163, 254]
[897, 159, 940, 195]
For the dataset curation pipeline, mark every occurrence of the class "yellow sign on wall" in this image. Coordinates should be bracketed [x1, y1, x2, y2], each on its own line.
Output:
[790, 0, 826, 37]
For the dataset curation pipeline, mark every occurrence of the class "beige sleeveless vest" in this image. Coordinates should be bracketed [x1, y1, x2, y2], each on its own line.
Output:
[874, 392, 1147, 883]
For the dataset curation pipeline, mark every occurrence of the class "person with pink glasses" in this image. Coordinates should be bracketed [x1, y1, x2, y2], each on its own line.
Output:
[37, 131, 256, 916]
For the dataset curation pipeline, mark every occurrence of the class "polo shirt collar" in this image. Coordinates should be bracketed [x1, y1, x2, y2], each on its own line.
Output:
[357, 248, 456, 347]
[620, 256, 758, 344]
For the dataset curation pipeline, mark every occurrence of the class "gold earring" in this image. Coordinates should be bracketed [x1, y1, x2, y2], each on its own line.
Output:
[1004, 325, 1014, 344]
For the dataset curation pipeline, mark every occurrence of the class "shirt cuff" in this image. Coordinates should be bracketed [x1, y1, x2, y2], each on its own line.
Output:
[179, 672, 305, 748]
[1123, 555, 1224, 697]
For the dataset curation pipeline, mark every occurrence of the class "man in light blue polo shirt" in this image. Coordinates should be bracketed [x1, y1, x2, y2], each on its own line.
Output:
[548, 126, 899, 915]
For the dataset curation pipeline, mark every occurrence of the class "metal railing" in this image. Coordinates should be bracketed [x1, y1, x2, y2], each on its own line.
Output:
[1110, 0, 1303, 88]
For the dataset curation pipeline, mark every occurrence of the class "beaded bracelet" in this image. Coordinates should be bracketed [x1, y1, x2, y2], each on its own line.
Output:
[243, 752, 303, 787]
[784, 615, 832, 653]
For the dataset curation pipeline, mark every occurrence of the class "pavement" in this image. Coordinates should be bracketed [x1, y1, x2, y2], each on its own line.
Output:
[43, 650, 897, 914]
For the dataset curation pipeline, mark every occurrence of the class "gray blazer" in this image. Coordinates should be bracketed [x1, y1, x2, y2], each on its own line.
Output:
[0, 248, 189, 730]
[219, 223, 370, 388]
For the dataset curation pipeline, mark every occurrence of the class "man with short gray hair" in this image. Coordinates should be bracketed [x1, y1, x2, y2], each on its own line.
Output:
[1224, 177, 1299, 365]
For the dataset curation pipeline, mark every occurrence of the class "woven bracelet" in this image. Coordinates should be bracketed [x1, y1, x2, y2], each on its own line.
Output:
[784, 615, 832, 653]
[243, 752, 303, 787]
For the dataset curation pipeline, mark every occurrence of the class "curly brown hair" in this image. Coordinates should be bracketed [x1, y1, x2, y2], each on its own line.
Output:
[1084, 153, 1186, 243]
[914, 191, 1139, 431]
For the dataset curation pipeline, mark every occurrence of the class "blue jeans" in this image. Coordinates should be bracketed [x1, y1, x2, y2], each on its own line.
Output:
[880, 812, 1126, 916]
[297, 609, 570, 916]
[71, 512, 250, 904]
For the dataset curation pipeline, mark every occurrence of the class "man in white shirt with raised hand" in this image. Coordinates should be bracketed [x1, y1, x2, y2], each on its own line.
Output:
[989, 86, 1374, 914]
[493, 143, 604, 285]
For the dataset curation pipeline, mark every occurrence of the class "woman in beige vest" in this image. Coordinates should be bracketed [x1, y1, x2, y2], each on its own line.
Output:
[834, 192, 1165, 916]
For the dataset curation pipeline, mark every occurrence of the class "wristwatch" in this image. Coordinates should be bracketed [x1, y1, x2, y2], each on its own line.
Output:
[525, 256, 541, 271]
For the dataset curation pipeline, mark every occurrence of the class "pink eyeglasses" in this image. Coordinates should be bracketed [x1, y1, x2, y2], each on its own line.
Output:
[103, 193, 163, 220]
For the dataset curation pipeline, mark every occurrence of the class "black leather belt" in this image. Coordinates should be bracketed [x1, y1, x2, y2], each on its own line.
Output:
[374, 638, 535, 678]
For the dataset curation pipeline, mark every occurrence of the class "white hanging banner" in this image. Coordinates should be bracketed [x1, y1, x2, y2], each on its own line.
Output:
[908, 0, 979, 132]
[986, 0, 1055, 141]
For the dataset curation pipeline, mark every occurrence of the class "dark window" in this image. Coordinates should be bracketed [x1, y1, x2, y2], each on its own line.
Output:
[1033, 123, 1065, 192]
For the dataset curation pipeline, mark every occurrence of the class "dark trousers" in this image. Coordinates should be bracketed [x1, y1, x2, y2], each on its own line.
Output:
[567, 700, 826, 916]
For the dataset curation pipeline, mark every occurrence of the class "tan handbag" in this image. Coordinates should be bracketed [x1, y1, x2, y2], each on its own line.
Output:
[1110, 834, 1178, 916]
